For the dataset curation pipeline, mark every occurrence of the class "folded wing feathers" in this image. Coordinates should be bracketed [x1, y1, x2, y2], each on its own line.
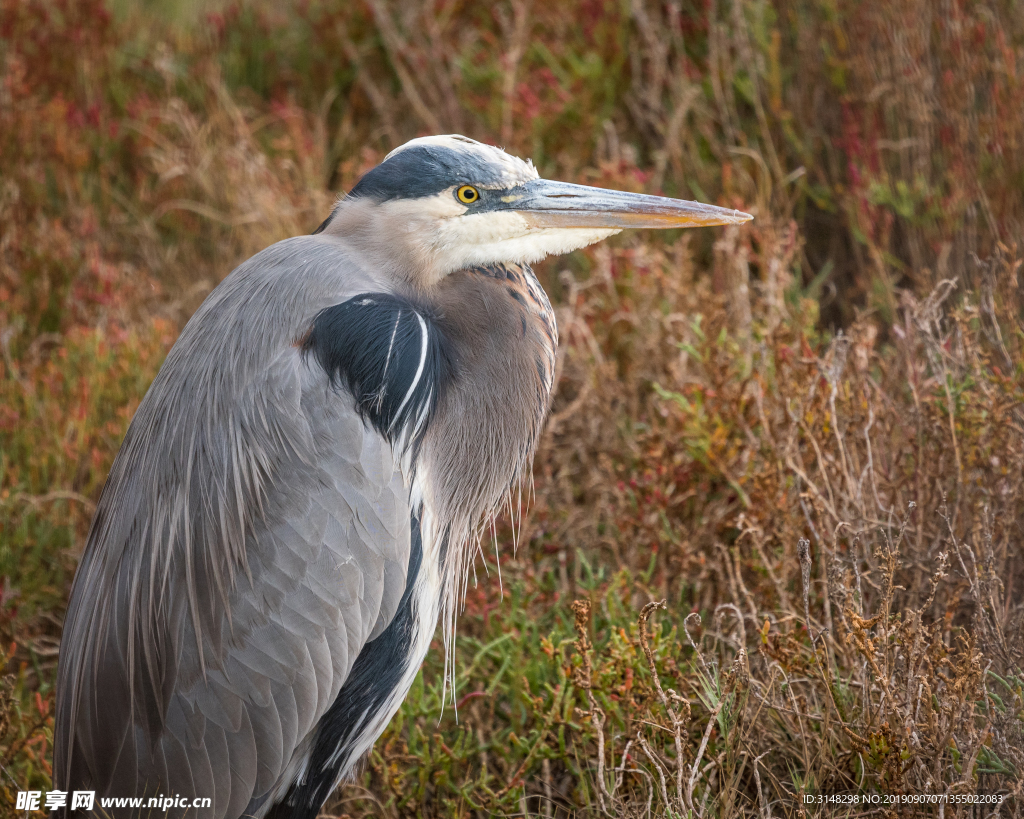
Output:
[56, 238, 413, 808]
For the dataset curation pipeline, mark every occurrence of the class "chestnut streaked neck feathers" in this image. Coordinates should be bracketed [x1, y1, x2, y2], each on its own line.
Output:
[426, 264, 556, 520]
[420, 263, 556, 675]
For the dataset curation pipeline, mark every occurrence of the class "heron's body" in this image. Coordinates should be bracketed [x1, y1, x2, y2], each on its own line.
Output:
[53, 136, 749, 817]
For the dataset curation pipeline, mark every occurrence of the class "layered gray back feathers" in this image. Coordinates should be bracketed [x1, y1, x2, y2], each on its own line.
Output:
[54, 236, 414, 815]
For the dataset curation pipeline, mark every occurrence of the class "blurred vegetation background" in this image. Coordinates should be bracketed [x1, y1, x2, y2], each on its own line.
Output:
[1, 0, 1023, 816]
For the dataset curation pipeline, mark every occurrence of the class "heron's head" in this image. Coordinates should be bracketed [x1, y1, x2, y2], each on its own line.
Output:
[319, 135, 752, 286]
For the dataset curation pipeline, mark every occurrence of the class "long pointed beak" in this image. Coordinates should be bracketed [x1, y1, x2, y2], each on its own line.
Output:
[502, 179, 752, 230]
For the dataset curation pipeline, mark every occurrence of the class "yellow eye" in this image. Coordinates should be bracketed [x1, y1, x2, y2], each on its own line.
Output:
[456, 185, 480, 204]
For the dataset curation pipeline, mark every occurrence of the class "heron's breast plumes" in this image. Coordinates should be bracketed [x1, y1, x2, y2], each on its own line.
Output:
[416, 262, 556, 691]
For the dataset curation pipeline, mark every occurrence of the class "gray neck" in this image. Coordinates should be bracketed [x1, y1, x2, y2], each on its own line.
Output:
[417, 262, 556, 651]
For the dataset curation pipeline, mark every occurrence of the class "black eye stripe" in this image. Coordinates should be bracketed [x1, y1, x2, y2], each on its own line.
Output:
[344, 145, 527, 202]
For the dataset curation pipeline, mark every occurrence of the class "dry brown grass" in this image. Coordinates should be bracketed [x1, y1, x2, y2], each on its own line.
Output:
[503, 232, 1024, 816]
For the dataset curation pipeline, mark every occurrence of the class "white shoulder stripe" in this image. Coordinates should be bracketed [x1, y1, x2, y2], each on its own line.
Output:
[389, 311, 429, 432]
[380, 310, 400, 381]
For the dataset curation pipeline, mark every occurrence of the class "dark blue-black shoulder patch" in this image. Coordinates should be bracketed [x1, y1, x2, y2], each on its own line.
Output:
[264, 513, 425, 819]
[303, 293, 454, 446]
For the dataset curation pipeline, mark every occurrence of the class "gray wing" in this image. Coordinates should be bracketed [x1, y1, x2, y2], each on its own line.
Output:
[54, 237, 410, 816]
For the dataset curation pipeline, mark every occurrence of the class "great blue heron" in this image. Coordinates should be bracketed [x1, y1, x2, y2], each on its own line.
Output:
[54, 135, 751, 817]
